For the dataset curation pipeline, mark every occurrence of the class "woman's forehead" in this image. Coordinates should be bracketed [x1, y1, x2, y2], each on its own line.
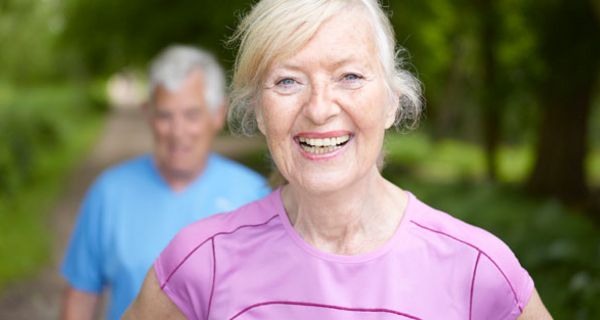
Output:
[269, 11, 378, 70]
[270, 53, 373, 73]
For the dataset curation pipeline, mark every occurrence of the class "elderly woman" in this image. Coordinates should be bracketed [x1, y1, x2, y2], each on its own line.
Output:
[125, 0, 552, 319]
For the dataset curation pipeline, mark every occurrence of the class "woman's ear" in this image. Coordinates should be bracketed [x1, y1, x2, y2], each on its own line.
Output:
[255, 106, 267, 135]
[384, 93, 400, 129]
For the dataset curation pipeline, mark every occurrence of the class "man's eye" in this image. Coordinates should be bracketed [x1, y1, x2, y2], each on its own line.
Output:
[154, 111, 171, 119]
[185, 109, 202, 120]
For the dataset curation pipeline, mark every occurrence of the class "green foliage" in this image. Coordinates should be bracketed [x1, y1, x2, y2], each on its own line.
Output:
[0, 112, 63, 196]
[525, 0, 600, 94]
[0, 0, 66, 83]
[61, 0, 256, 74]
[0, 83, 105, 290]
[387, 0, 545, 143]
[385, 132, 600, 186]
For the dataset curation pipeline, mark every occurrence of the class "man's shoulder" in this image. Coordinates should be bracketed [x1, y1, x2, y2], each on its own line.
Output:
[82, 155, 154, 201]
[95, 154, 153, 185]
[208, 153, 266, 183]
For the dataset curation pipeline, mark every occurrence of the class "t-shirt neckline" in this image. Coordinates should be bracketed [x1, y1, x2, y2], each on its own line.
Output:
[147, 153, 215, 196]
[271, 187, 415, 264]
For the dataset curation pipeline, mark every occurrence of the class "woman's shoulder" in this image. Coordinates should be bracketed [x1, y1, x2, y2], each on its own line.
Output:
[155, 190, 281, 279]
[151, 191, 282, 319]
[405, 193, 533, 315]
[407, 194, 517, 264]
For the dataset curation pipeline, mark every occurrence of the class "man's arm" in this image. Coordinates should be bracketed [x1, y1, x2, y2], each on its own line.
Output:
[61, 286, 100, 320]
[517, 288, 553, 320]
[122, 267, 185, 320]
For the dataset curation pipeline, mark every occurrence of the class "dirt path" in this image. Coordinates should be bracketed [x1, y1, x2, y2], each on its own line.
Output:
[0, 107, 266, 319]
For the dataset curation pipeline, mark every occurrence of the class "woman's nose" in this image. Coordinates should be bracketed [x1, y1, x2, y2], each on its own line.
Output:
[302, 82, 341, 125]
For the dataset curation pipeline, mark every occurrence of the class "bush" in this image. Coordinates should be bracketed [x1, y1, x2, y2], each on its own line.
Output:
[0, 110, 63, 196]
[0, 83, 105, 290]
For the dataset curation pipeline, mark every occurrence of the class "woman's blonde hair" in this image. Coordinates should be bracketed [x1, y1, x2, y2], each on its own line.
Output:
[228, 0, 423, 136]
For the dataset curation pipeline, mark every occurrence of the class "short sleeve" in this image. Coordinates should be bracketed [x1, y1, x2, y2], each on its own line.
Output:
[154, 222, 215, 320]
[61, 178, 106, 293]
[471, 246, 534, 320]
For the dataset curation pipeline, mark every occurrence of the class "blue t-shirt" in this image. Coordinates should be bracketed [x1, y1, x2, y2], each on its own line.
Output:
[61, 153, 270, 319]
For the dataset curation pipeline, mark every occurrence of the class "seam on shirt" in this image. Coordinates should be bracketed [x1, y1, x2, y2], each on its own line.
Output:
[410, 220, 522, 312]
[161, 282, 198, 320]
[230, 300, 422, 320]
[469, 251, 482, 320]
[160, 213, 279, 288]
[206, 238, 216, 319]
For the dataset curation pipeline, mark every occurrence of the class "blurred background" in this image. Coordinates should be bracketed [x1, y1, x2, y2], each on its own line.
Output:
[0, 0, 599, 318]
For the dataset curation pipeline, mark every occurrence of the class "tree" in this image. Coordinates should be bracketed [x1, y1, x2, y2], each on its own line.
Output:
[474, 0, 502, 181]
[527, 0, 600, 204]
[61, 0, 255, 74]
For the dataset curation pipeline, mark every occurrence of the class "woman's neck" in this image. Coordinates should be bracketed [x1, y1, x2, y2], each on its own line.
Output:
[281, 168, 407, 255]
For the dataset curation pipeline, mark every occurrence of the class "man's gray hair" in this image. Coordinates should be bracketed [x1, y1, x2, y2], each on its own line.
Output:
[149, 45, 225, 112]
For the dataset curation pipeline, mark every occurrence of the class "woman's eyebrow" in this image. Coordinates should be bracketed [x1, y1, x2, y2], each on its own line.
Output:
[273, 53, 367, 71]
[270, 61, 304, 72]
[329, 54, 363, 68]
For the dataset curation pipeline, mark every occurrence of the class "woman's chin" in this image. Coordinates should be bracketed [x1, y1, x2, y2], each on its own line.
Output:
[290, 171, 357, 195]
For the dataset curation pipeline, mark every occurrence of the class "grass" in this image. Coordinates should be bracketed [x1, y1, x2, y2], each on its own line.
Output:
[0, 83, 105, 291]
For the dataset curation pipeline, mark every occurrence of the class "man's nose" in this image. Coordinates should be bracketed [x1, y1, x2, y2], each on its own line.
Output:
[169, 114, 187, 139]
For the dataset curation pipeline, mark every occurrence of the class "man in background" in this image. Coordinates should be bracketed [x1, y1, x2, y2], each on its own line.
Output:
[61, 45, 269, 319]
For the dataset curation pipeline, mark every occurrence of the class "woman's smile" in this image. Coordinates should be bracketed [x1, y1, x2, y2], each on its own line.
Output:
[294, 131, 353, 159]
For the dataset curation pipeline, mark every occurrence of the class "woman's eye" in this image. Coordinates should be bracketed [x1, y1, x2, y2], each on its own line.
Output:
[272, 77, 303, 94]
[276, 78, 297, 86]
[343, 73, 363, 81]
[339, 73, 365, 89]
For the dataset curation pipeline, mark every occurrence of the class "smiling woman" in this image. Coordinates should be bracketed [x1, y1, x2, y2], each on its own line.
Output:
[124, 1, 552, 319]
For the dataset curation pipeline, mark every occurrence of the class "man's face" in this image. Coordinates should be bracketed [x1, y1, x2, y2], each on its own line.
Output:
[148, 70, 224, 181]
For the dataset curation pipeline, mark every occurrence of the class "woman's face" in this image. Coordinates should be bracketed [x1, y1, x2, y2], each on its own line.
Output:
[259, 8, 397, 194]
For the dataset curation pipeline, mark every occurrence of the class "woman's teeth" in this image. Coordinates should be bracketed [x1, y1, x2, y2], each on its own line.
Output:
[298, 135, 350, 154]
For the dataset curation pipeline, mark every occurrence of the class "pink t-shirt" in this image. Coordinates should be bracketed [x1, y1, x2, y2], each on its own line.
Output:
[155, 189, 533, 320]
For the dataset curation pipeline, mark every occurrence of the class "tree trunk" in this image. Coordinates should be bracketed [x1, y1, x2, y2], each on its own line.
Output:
[526, 0, 600, 204]
[527, 88, 593, 202]
[478, 0, 500, 181]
